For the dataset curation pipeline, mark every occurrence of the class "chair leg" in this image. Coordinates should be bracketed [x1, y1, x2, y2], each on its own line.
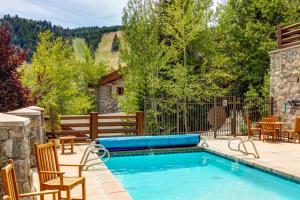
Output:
[41, 194, 44, 200]
[82, 179, 86, 200]
[53, 192, 56, 200]
[66, 189, 71, 200]
[58, 190, 62, 200]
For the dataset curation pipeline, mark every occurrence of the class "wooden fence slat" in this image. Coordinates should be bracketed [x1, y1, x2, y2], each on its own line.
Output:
[98, 122, 136, 126]
[98, 115, 136, 119]
[98, 128, 137, 133]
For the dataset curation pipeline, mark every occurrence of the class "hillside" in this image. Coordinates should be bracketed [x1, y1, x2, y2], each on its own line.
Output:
[95, 31, 122, 71]
[72, 31, 122, 70]
[0, 15, 121, 60]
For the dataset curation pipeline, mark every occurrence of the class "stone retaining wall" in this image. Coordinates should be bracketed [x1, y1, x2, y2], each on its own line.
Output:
[270, 44, 300, 127]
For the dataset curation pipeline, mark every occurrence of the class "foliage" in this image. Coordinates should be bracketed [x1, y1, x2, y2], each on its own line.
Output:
[120, 0, 165, 112]
[215, 0, 300, 95]
[111, 34, 120, 52]
[0, 15, 121, 60]
[20, 31, 106, 116]
[121, 0, 234, 113]
[0, 24, 29, 112]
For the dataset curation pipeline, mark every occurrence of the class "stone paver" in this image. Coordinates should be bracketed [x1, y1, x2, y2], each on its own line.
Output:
[32, 144, 132, 200]
[205, 136, 300, 181]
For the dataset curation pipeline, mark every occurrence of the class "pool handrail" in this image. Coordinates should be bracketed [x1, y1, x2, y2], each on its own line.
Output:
[80, 142, 110, 171]
[228, 138, 260, 158]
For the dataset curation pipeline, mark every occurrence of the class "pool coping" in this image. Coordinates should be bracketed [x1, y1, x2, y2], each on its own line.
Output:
[105, 146, 300, 185]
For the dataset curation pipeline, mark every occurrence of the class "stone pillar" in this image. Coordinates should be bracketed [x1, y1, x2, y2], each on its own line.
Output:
[7, 108, 43, 167]
[0, 113, 32, 196]
[26, 106, 46, 143]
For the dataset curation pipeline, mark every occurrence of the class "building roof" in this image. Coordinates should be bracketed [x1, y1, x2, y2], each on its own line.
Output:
[99, 70, 123, 85]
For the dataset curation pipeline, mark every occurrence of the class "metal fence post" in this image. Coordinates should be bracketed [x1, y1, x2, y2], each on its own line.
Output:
[90, 112, 98, 141]
[232, 96, 237, 137]
[136, 111, 144, 135]
[214, 97, 217, 138]
[176, 100, 180, 133]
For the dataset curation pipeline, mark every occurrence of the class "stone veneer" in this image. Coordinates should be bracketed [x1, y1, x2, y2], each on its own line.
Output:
[269, 44, 300, 128]
[0, 113, 32, 197]
[8, 107, 45, 167]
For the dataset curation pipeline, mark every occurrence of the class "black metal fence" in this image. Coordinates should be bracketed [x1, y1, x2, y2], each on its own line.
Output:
[144, 96, 273, 137]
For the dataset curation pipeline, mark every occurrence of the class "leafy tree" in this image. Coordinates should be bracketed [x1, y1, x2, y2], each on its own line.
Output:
[0, 24, 29, 112]
[21, 31, 105, 115]
[120, 0, 165, 112]
[216, 0, 300, 95]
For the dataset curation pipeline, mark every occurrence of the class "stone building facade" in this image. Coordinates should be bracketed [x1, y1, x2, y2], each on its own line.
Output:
[95, 70, 124, 114]
[270, 44, 300, 127]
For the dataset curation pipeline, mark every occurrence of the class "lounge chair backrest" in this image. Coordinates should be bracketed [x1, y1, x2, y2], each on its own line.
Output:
[294, 118, 300, 133]
[1, 160, 19, 200]
[34, 140, 60, 184]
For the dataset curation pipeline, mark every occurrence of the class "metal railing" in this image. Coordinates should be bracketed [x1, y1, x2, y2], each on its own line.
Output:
[228, 138, 260, 158]
[144, 96, 273, 137]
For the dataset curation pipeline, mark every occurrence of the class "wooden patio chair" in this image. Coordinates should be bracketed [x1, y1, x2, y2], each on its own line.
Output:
[283, 117, 300, 143]
[34, 140, 86, 200]
[246, 115, 261, 139]
[261, 118, 277, 141]
[1, 159, 59, 200]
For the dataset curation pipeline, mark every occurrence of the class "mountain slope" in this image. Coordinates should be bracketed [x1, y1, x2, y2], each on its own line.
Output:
[0, 14, 121, 60]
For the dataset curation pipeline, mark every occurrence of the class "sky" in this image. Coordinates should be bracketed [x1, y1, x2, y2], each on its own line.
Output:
[0, 0, 225, 28]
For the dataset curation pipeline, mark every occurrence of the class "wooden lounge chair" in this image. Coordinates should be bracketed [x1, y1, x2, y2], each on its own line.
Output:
[1, 159, 58, 200]
[283, 117, 300, 143]
[34, 140, 86, 200]
[246, 115, 261, 139]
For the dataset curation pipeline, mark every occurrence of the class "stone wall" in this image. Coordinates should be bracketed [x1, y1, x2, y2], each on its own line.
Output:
[0, 113, 32, 197]
[270, 44, 300, 128]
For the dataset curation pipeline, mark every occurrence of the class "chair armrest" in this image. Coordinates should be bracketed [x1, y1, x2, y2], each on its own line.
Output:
[59, 164, 84, 177]
[19, 190, 59, 198]
[39, 171, 64, 186]
[39, 171, 65, 175]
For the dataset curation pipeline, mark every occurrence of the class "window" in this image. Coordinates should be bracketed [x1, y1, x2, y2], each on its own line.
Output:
[117, 87, 124, 96]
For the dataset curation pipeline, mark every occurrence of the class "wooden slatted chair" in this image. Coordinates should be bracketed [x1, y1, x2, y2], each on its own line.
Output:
[246, 114, 261, 139]
[261, 118, 277, 141]
[34, 140, 86, 200]
[1, 159, 58, 200]
[283, 117, 300, 143]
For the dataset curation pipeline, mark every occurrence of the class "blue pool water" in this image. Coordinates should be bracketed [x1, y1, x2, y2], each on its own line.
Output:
[105, 152, 300, 200]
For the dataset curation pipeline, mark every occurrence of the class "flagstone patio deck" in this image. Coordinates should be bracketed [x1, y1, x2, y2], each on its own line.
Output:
[32, 144, 132, 200]
[205, 136, 300, 182]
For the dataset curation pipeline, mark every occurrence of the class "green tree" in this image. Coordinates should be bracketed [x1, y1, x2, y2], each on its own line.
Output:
[216, 0, 300, 95]
[21, 31, 105, 116]
[120, 0, 165, 112]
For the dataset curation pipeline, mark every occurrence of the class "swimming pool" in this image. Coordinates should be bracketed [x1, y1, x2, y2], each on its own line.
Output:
[105, 151, 300, 200]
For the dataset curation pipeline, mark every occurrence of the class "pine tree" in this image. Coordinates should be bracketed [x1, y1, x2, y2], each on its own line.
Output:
[0, 24, 29, 112]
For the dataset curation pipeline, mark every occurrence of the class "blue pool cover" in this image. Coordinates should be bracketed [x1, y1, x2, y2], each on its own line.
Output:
[95, 134, 200, 151]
